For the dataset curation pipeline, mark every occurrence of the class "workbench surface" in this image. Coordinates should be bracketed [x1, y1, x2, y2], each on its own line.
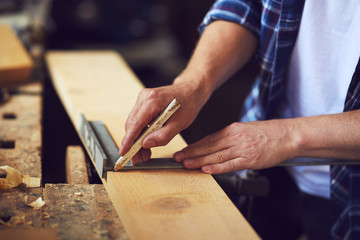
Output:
[0, 82, 128, 240]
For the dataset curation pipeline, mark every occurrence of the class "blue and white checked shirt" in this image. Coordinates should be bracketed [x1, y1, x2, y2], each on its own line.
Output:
[199, 0, 360, 239]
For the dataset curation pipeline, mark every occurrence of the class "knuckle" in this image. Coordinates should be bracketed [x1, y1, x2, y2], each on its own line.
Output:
[227, 122, 240, 132]
[186, 148, 195, 158]
[228, 160, 240, 171]
[129, 117, 137, 126]
[215, 152, 225, 162]
[206, 138, 215, 150]
[126, 117, 139, 130]
[139, 88, 150, 97]
[146, 89, 159, 100]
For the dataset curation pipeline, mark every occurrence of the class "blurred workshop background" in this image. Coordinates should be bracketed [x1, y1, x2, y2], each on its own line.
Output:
[0, 0, 256, 183]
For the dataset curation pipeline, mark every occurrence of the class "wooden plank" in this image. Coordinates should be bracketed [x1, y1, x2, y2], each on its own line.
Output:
[0, 24, 33, 86]
[46, 51, 181, 158]
[46, 51, 259, 240]
[0, 82, 42, 178]
[43, 184, 129, 240]
[104, 170, 258, 240]
[66, 145, 89, 184]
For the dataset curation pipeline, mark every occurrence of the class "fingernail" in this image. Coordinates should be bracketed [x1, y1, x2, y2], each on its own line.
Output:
[202, 165, 211, 173]
[173, 152, 184, 161]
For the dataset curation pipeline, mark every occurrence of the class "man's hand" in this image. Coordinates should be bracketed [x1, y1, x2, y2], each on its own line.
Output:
[173, 120, 297, 174]
[119, 81, 208, 164]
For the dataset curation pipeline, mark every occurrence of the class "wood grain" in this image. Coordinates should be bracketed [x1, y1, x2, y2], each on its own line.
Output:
[66, 145, 89, 184]
[0, 24, 33, 85]
[46, 51, 259, 240]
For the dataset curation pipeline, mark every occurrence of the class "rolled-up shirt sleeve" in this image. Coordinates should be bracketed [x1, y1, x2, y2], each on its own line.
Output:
[199, 0, 262, 39]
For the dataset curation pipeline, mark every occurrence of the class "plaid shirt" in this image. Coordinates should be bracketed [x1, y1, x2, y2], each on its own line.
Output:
[200, 0, 360, 239]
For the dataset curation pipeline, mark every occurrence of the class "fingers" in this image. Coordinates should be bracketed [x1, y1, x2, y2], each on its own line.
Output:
[201, 159, 245, 174]
[140, 148, 152, 163]
[181, 147, 234, 169]
[171, 123, 249, 173]
[120, 89, 165, 155]
[173, 129, 235, 162]
[142, 120, 180, 149]
[131, 148, 152, 165]
[130, 152, 142, 165]
[125, 90, 147, 129]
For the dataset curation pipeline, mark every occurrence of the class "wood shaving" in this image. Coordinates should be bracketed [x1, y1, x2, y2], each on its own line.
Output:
[0, 166, 40, 189]
[22, 176, 41, 188]
[0, 166, 23, 189]
[27, 197, 45, 209]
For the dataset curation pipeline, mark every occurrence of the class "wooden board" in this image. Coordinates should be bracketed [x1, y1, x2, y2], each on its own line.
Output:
[43, 184, 128, 240]
[66, 145, 89, 184]
[46, 51, 259, 240]
[0, 24, 33, 85]
[0, 82, 42, 178]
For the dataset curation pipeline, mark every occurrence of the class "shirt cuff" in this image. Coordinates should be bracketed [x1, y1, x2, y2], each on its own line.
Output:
[198, 0, 261, 39]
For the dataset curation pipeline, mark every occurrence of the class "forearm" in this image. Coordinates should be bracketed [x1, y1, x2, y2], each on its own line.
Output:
[174, 20, 258, 103]
[289, 110, 360, 160]
[174, 110, 360, 174]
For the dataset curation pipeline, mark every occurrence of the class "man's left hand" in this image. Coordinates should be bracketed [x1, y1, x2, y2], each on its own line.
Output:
[173, 120, 297, 174]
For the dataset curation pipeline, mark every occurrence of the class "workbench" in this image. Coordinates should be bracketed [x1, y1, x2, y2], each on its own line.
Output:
[0, 82, 129, 239]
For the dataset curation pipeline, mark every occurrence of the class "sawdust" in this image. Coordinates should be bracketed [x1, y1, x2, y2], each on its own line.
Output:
[74, 192, 83, 196]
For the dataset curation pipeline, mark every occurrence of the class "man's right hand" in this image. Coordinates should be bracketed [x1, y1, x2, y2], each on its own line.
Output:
[118, 80, 208, 164]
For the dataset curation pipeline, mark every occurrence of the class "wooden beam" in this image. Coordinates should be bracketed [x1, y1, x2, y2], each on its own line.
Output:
[46, 51, 259, 240]
[0, 24, 33, 86]
[65, 145, 89, 184]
